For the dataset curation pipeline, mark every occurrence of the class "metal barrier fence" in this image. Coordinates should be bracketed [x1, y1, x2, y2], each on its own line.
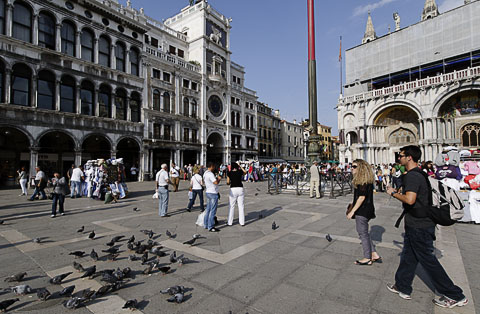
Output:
[267, 172, 353, 198]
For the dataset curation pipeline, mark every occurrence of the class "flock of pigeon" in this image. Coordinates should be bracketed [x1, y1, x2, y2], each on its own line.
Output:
[0, 223, 203, 312]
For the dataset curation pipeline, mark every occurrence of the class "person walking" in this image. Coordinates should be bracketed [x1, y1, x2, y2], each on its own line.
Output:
[70, 165, 84, 198]
[227, 163, 247, 226]
[204, 162, 221, 232]
[347, 159, 381, 265]
[309, 161, 321, 198]
[17, 167, 28, 196]
[386, 145, 468, 308]
[29, 166, 47, 201]
[156, 164, 171, 217]
[51, 172, 67, 218]
[170, 162, 180, 192]
[187, 167, 205, 212]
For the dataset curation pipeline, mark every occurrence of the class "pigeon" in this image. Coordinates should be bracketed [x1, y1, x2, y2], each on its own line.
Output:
[129, 255, 138, 261]
[88, 231, 95, 240]
[148, 230, 155, 239]
[193, 234, 201, 239]
[36, 287, 51, 301]
[166, 230, 173, 238]
[127, 235, 135, 244]
[8, 284, 32, 295]
[50, 272, 72, 284]
[161, 285, 185, 295]
[106, 253, 120, 261]
[158, 266, 170, 275]
[77, 226, 84, 233]
[101, 273, 119, 284]
[98, 269, 114, 276]
[106, 240, 115, 247]
[93, 285, 111, 298]
[110, 280, 127, 292]
[81, 265, 96, 279]
[69, 251, 85, 258]
[169, 251, 177, 264]
[113, 268, 124, 281]
[102, 247, 119, 254]
[63, 297, 85, 309]
[0, 298, 19, 312]
[133, 207, 139, 212]
[183, 238, 196, 246]
[140, 229, 152, 235]
[122, 267, 131, 277]
[177, 254, 190, 266]
[326, 234, 333, 242]
[59, 285, 75, 297]
[255, 193, 259, 196]
[256, 188, 261, 191]
[127, 243, 136, 251]
[81, 289, 95, 300]
[32, 237, 41, 243]
[73, 261, 84, 272]
[90, 249, 98, 261]
[4, 272, 27, 282]
[142, 264, 153, 275]
[123, 299, 138, 310]
[272, 221, 277, 230]
[141, 252, 149, 264]
[167, 292, 185, 303]
[0, 220, 4, 225]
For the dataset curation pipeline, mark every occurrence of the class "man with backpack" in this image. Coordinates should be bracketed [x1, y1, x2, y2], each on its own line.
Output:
[385, 145, 467, 308]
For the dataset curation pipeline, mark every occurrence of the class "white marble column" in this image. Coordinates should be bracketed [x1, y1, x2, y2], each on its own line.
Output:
[55, 79, 61, 111]
[4, 69, 11, 104]
[75, 31, 81, 58]
[111, 44, 116, 69]
[93, 38, 99, 64]
[75, 84, 81, 114]
[55, 23, 62, 52]
[31, 75, 37, 108]
[5, 3, 12, 37]
[125, 45, 131, 74]
[74, 149, 82, 166]
[29, 147, 39, 178]
[32, 14, 38, 45]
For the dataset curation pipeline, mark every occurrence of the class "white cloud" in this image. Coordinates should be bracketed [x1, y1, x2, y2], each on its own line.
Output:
[353, 0, 397, 17]
[438, 0, 464, 13]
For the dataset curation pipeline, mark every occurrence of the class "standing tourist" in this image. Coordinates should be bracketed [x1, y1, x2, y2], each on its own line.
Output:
[17, 167, 28, 197]
[156, 164, 171, 217]
[170, 162, 180, 192]
[51, 172, 67, 218]
[130, 165, 138, 182]
[70, 165, 84, 198]
[29, 166, 47, 201]
[310, 161, 321, 199]
[347, 159, 381, 265]
[386, 145, 468, 308]
[204, 162, 221, 232]
[187, 167, 205, 212]
[227, 163, 247, 226]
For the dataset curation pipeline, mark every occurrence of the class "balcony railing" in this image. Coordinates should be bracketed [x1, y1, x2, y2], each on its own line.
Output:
[231, 82, 257, 97]
[182, 138, 200, 144]
[145, 15, 188, 42]
[146, 47, 201, 73]
[339, 66, 480, 105]
[153, 135, 175, 142]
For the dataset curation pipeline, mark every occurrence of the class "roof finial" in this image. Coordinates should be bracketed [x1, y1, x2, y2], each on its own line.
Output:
[362, 11, 377, 44]
[422, 0, 440, 21]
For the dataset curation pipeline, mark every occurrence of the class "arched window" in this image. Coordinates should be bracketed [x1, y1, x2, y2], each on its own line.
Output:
[81, 28, 94, 62]
[37, 70, 55, 110]
[153, 89, 160, 111]
[130, 48, 139, 76]
[98, 35, 110, 67]
[80, 80, 94, 116]
[61, 20, 75, 57]
[115, 42, 125, 72]
[183, 97, 189, 116]
[231, 111, 235, 126]
[60, 75, 75, 113]
[191, 99, 197, 118]
[12, 1, 32, 43]
[163, 92, 170, 113]
[130, 92, 140, 122]
[0, 0, 5, 35]
[115, 89, 127, 120]
[0, 61, 4, 103]
[38, 12, 55, 50]
[98, 84, 111, 118]
[461, 124, 480, 147]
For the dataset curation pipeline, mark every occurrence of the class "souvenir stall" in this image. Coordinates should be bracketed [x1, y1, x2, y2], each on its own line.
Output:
[83, 158, 128, 202]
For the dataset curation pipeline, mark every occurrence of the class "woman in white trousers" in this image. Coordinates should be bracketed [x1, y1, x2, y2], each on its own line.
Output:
[17, 167, 28, 196]
[227, 163, 247, 226]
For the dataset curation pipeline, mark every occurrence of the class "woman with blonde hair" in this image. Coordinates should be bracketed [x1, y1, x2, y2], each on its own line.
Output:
[347, 159, 381, 265]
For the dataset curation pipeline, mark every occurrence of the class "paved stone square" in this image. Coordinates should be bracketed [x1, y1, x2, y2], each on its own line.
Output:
[0, 181, 478, 314]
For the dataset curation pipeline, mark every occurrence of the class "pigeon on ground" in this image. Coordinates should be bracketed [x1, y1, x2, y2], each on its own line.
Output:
[256, 188, 261, 191]
[98, 269, 114, 277]
[255, 193, 259, 196]
[141, 252, 149, 264]
[129, 255, 138, 261]
[4, 272, 27, 282]
[69, 251, 85, 258]
[0, 298, 19, 312]
[93, 285, 111, 298]
[50, 272, 72, 284]
[169, 251, 177, 264]
[102, 247, 119, 254]
[81, 289, 95, 300]
[122, 267, 131, 277]
[36, 287, 51, 301]
[101, 273, 119, 284]
[90, 249, 98, 261]
[148, 230, 155, 239]
[63, 297, 85, 309]
[88, 231, 95, 240]
[110, 280, 127, 292]
[127, 235, 135, 244]
[32, 237, 41, 243]
[123, 299, 138, 310]
[161, 285, 185, 295]
[166, 230, 173, 238]
[140, 229, 152, 235]
[326, 234, 333, 242]
[0, 220, 4, 225]
[158, 266, 171, 275]
[113, 268, 124, 281]
[183, 238, 196, 246]
[133, 207, 139, 212]
[106, 253, 119, 261]
[177, 254, 190, 266]
[105, 240, 115, 247]
[73, 261, 84, 272]
[81, 265, 96, 279]
[59, 285, 75, 297]
[272, 221, 278, 230]
[7, 284, 32, 295]
[77, 226, 84, 233]
[167, 292, 185, 303]
[111, 235, 125, 243]
[142, 264, 153, 275]
[127, 243, 136, 251]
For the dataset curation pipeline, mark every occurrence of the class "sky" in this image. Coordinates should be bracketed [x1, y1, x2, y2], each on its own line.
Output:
[119, 0, 465, 135]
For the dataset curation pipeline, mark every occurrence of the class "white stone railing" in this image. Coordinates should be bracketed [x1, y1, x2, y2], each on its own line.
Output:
[339, 66, 480, 105]
[165, 1, 207, 26]
[231, 61, 244, 72]
[145, 15, 188, 42]
[231, 82, 257, 97]
[145, 47, 201, 73]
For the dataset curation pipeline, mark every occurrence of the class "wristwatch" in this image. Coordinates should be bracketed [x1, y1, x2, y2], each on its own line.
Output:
[391, 191, 395, 197]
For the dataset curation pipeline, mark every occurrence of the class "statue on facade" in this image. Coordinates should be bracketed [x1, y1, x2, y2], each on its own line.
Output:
[393, 12, 400, 31]
[209, 26, 222, 45]
[189, 0, 195, 6]
[126, 0, 131, 8]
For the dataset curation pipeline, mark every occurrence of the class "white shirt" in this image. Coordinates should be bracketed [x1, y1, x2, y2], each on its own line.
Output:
[170, 166, 180, 178]
[130, 167, 137, 175]
[156, 169, 169, 186]
[71, 168, 84, 182]
[35, 171, 46, 181]
[203, 170, 218, 194]
[191, 174, 203, 190]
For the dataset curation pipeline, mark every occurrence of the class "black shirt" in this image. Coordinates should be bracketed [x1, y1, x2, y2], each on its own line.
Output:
[228, 170, 243, 188]
[352, 183, 375, 219]
[402, 169, 435, 228]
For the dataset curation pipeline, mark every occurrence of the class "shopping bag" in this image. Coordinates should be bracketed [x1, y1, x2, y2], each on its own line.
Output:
[196, 211, 206, 227]
[152, 192, 159, 199]
[188, 191, 193, 200]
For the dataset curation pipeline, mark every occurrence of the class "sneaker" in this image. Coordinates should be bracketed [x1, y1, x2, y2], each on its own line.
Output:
[386, 283, 411, 300]
[209, 228, 220, 232]
[51, 215, 56, 218]
[60, 213, 65, 216]
[433, 296, 468, 308]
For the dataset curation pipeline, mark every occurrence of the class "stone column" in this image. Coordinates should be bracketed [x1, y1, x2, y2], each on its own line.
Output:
[4, 69, 11, 104]
[125, 45, 131, 74]
[110, 150, 116, 159]
[149, 149, 153, 178]
[55, 79, 61, 111]
[75, 84, 81, 114]
[76, 31, 81, 58]
[451, 119, 456, 139]
[5, 3, 12, 37]
[111, 44, 116, 70]
[31, 75, 37, 108]
[93, 38, 99, 64]
[29, 147, 39, 179]
[127, 97, 131, 121]
[94, 88, 99, 116]
[420, 120, 425, 140]
[55, 23, 62, 52]
[111, 92, 116, 119]
[32, 14, 39, 45]
[74, 149, 82, 166]
[139, 150, 145, 182]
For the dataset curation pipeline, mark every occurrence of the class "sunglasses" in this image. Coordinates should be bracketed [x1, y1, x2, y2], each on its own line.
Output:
[352, 165, 358, 169]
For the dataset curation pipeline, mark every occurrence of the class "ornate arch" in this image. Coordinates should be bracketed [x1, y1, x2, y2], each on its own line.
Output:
[0, 124, 34, 146]
[115, 136, 142, 151]
[367, 100, 422, 126]
[80, 133, 114, 150]
[35, 128, 79, 149]
[431, 84, 480, 117]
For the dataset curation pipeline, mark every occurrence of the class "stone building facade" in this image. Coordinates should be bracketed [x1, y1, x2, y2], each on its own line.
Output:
[280, 120, 304, 163]
[337, 0, 480, 164]
[257, 101, 282, 163]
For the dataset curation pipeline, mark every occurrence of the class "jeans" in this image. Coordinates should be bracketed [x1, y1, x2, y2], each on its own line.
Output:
[394, 226, 465, 300]
[70, 181, 81, 197]
[158, 187, 169, 216]
[30, 186, 46, 200]
[51, 193, 65, 216]
[204, 193, 219, 230]
[355, 215, 376, 259]
[187, 189, 204, 211]
[228, 187, 245, 226]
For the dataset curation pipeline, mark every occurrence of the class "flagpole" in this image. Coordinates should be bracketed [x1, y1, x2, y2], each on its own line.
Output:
[339, 36, 343, 96]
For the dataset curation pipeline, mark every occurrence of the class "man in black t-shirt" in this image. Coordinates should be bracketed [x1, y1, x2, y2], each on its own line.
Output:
[386, 145, 467, 309]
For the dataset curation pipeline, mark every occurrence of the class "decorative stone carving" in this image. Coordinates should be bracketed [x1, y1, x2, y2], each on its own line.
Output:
[393, 12, 400, 31]
[209, 26, 222, 45]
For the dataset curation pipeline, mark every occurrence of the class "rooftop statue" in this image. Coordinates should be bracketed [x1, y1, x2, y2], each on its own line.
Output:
[393, 12, 400, 31]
